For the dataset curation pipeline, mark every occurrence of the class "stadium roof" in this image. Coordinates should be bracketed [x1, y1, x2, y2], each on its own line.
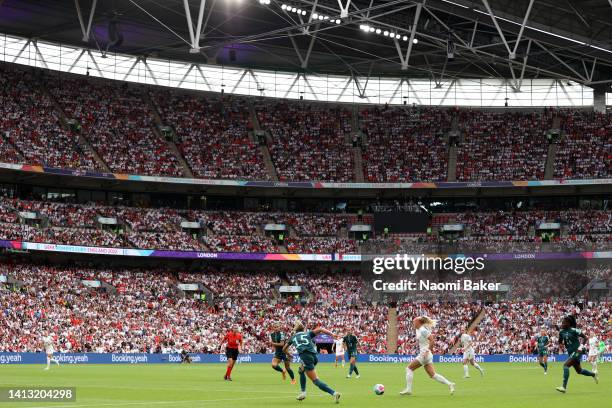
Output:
[1, 0, 612, 90]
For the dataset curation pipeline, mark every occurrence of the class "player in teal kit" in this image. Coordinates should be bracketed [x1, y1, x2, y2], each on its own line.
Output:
[283, 321, 341, 403]
[555, 315, 599, 393]
[535, 328, 549, 374]
[270, 323, 296, 384]
[343, 331, 360, 379]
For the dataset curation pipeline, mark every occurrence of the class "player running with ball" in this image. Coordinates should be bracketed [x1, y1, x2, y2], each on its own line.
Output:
[283, 321, 341, 403]
[555, 315, 598, 393]
[400, 316, 455, 396]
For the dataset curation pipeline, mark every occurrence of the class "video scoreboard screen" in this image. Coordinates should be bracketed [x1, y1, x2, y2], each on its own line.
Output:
[373, 212, 429, 233]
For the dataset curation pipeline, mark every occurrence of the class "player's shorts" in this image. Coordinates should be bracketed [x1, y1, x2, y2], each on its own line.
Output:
[273, 351, 288, 361]
[463, 349, 475, 360]
[588, 350, 598, 357]
[226, 348, 239, 361]
[45, 347, 54, 355]
[299, 352, 319, 371]
[537, 349, 548, 357]
[567, 350, 583, 362]
[335, 351, 345, 357]
[415, 350, 433, 365]
[347, 350, 357, 359]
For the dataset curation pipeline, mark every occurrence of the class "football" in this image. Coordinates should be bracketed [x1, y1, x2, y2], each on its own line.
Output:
[373, 384, 385, 395]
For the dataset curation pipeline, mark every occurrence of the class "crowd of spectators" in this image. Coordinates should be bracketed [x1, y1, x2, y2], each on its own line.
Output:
[555, 110, 611, 179]
[257, 101, 354, 181]
[0, 64, 610, 182]
[47, 74, 183, 176]
[0, 65, 98, 170]
[0, 261, 608, 355]
[0, 263, 386, 353]
[360, 106, 450, 182]
[455, 110, 549, 181]
[476, 300, 610, 354]
[1, 196, 611, 253]
[150, 90, 270, 180]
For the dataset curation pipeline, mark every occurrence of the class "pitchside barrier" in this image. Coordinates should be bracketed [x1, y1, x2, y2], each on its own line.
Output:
[0, 353, 610, 365]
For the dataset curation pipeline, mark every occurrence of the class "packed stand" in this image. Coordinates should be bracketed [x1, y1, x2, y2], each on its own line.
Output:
[0, 263, 387, 353]
[150, 90, 269, 180]
[555, 111, 611, 179]
[455, 110, 549, 181]
[360, 106, 450, 182]
[257, 101, 354, 181]
[0, 64, 98, 170]
[47, 73, 183, 176]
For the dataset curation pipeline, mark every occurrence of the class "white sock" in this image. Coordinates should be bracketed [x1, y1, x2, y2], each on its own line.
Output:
[46, 357, 50, 368]
[474, 363, 483, 373]
[592, 361, 597, 372]
[405, 368, 414, 392]
[433, 373, 452, 386]
[463, 364, 469, 376]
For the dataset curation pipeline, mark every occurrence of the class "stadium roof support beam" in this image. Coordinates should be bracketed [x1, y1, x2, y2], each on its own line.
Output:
[564, 0, 589, 28]
[183, 0, 207, 53]
[510, 0, 534, 60]
[288, 25, 320, 69]
[534, 40, 587, 82]
[303, 0, 319, 34]
[481, 0, 513, 58]
[395, 1, 423, 71]
[74, 0, 98, 42]
[336, 0, 351, 18]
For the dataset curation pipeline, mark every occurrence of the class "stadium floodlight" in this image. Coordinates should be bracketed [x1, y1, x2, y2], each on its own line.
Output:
[395, 34, 401, 39]
[281, 4, 287, 10]
[412, 38, 418, 44]
[312, 13, 319, 19]
[318, 15, 324, 20]
[291, 7, 296, 12]
[402, 36, 408, 41]
[302, 10, 307, 15]
[383, 31, 389, 36]
[335, 19, 341, 24]
[369, 27, 375, 32]
[375, 28, 381, 34]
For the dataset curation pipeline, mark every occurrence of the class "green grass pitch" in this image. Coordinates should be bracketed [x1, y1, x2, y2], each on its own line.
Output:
[1, 362, 608, 407]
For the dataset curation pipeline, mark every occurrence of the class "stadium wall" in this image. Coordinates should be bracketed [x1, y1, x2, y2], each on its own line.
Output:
[1, 353, 610, 365]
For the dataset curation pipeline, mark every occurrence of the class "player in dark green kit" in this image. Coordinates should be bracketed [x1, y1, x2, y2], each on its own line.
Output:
[535, 328, 549, 374]
[343, 331, 360, 379]
[270, 323, 296, 384]
[283, 321, 341, 403]
[555, 315, 599, 393]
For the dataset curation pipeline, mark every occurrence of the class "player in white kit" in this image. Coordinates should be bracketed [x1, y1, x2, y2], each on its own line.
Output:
[42, 333, 60, 370]
[332, 338, 345, 368]
[587, 333, 600, 373]
[400, 316, 455, 396]
[460, 328, 484, 378]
